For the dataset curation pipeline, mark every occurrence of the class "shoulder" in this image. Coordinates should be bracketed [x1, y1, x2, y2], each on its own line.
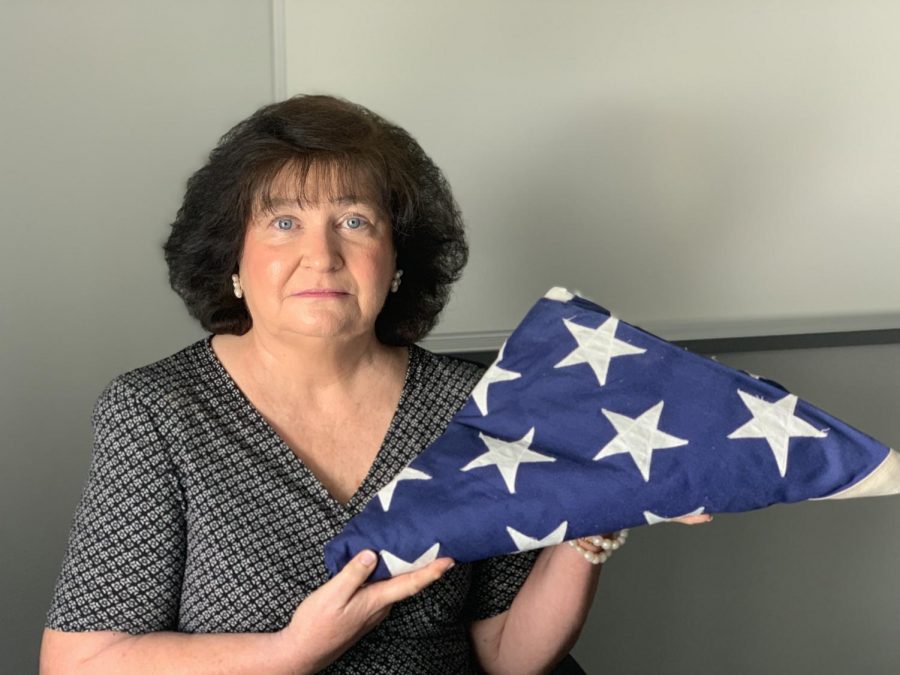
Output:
[402, 344, 487, 421]
[409, 343, 486, 392]
[93, 336, 213, 423]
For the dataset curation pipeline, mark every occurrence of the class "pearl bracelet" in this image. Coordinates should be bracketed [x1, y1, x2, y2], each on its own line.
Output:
[566, 529, 629, 565]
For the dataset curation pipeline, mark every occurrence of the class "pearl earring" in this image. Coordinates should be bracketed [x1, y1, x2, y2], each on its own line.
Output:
[231, 273, 243, 299]
[390, 269, 403, 293]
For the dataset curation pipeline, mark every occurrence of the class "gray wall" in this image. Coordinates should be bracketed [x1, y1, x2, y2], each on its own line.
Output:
[1, 1, 273, 672]
[2, 2, 898, 673]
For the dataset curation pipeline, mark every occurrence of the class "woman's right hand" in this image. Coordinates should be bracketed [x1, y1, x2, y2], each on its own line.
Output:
[278, 549, 455, 672]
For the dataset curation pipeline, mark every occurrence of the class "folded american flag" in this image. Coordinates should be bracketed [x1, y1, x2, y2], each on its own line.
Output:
[324, 287, 900, 581]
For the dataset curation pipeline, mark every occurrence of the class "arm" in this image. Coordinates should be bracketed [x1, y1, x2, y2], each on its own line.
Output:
[42, 548, 458, 675]
[469, 542, 601, 675]
[43, 377, 300, 672]
[42, 379, 309, 673]
[40, 626, 308, 675]
[472, 516, 712, 673]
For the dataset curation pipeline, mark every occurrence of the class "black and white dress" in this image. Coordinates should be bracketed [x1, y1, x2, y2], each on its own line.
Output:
[45, 336, 540, 673]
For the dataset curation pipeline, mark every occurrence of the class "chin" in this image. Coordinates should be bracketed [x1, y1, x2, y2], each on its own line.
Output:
[287, 321, 367, 340]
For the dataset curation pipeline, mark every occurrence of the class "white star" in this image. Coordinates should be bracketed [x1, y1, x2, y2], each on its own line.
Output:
[594, 401, 689, 481]
[376, 466, 432, 511]
[644, 506, 706, 525]
[461, 427, 556, 493]
[381, 542, 441, 576]
[470, 341, 521, 416]
[727, 390, 828, 478]
[554, 317, 646, 386]
[506, 522, 569, 551]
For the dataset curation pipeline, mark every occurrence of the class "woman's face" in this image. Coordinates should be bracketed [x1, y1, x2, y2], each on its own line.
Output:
[237, 169, 396, 342]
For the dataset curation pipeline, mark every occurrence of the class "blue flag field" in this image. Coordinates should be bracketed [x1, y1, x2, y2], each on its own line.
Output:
[324, 287, 900, 581]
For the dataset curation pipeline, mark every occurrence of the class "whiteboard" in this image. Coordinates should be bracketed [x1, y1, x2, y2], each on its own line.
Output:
[277, 0, 900, 351]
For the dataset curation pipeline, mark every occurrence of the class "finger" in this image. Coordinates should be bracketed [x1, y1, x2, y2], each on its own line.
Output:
[331, 549, 380, 598]
[673, 514, 714, 525]
[368, 558, 455, 607]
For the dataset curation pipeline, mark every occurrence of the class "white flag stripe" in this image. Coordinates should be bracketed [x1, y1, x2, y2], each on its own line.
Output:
[811, 448, 900, 500]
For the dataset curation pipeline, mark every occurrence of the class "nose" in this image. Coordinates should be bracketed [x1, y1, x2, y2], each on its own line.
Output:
[300, 226, 343, 272]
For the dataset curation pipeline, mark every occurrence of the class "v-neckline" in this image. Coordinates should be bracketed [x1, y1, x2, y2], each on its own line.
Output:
[201, 334, 418, 517]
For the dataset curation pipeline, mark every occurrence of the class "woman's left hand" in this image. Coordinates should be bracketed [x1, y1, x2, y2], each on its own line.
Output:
[670, 513, 714, 525]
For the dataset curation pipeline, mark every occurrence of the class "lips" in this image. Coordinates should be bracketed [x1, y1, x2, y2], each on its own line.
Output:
[294, 289, 348, 296]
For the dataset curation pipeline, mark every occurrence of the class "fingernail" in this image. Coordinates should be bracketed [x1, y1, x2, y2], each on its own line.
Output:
[447, 560, 456, 569]
[361, 550, 376, 566]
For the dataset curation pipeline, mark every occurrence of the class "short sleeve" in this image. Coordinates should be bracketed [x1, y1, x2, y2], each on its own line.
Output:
[45, 376, 187, 634]
[464, 548, 541, 622]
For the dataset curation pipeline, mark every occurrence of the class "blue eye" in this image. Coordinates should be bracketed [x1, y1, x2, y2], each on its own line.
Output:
[275, 217, 294, 231]
[345, 216, 365, 230]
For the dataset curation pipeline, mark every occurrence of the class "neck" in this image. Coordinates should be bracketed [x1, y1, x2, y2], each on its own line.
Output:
[232, 327, 403, 402]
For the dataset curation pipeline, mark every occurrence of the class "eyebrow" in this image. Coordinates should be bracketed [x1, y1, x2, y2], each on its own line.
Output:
[265, 195, 373, 208]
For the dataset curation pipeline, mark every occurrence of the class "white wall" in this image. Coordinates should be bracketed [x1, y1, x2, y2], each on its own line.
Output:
[282, 0, 900, 351]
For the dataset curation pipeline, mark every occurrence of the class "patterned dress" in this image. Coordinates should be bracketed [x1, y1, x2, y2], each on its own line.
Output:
[45, 336, 540, 673]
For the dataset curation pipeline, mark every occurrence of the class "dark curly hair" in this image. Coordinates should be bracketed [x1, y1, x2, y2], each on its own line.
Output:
[162, 94, 468, 346]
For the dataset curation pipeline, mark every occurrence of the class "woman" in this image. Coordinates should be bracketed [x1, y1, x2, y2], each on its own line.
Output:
[41, 94, 708, 673]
